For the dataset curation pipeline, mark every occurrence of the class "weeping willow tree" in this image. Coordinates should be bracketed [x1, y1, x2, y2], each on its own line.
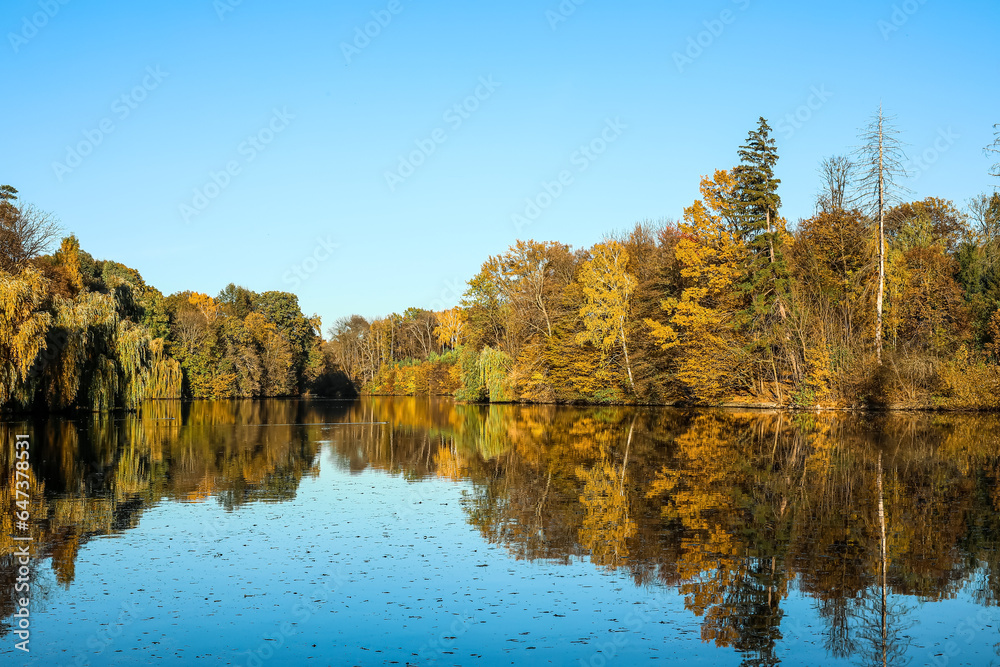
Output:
[478, 346, 516, 403]
[145, 337, 182, 401]
[0, 267, 51, 406]
[31, 280, 180, 411]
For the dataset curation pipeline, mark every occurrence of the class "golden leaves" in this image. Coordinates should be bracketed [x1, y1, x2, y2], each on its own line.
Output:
[188, 292, 220, 324]
[0, 267, 51, 404]
[434, 307, 465, 348]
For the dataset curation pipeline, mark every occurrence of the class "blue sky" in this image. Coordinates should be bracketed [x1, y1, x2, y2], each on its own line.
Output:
[2, 0, 998, 334]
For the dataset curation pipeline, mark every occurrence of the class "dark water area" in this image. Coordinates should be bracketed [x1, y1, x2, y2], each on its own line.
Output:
[1, 397, 998, 666]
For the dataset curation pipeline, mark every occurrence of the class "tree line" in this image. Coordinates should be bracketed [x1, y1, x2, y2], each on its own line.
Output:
[327, 114, 1000, 408]
[4, 112, 1000, 410]
[0, 185, 352, 412]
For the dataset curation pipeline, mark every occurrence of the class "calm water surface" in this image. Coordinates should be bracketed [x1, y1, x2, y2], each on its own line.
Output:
[1, 397, 998, 666]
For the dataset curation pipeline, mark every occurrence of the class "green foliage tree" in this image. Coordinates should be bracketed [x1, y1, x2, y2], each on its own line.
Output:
[731, 117, 790, 324]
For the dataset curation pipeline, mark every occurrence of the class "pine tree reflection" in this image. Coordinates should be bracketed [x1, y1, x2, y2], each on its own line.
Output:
[2, 398, 999, 665]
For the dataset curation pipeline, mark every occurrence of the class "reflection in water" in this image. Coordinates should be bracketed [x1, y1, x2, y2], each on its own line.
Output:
[0, 399, 327, 636]
[2, 398, 999, 665]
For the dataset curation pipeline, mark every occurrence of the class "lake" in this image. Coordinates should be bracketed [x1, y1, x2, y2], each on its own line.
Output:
[1, 397, 998, 666]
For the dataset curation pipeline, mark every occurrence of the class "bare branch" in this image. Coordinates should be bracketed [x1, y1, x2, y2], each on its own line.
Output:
[850, 105, 909, 365]
[0, 192, 63, 273]
[816, 155, 855, 213]
[986, 123, 1000, 181]
[851, 107, 910, 218]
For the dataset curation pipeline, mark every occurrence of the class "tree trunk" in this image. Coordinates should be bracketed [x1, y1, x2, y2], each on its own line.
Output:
[620, 324, 635, 392]
[875, 108, 886, 366]
[767, 209, 788, 321]
[877, 451, 888, 667]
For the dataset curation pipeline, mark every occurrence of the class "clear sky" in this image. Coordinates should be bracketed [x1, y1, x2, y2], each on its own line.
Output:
[3, 0, 998, 334]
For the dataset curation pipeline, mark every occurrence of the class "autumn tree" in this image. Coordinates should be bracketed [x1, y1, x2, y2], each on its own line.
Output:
[398, 308, 438, 359]
[883, 207, 969, 356]
[327, 315, 370, 385]
[434, 307, 465, 350]
[576, 240, 638, 392]
[616, 221, 682, 402]
[218, 283, 255, 319]
[0, 268, 51, 406]
[886, 197, 966, 254]
[244, 312, 295, 395]
[462, 240, 576, 357]
[251, 290, 323, 391]
[957, 193, 1000, 348]
[647, 171, 750, 401]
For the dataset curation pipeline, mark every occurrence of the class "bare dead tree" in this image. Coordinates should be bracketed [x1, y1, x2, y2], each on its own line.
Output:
[0, 185, 62, 273]
[852, 107, 909, 365]
[817, 155, 855, 213]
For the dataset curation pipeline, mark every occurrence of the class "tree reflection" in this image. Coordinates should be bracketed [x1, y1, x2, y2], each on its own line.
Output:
[0, 398, 326, 623]
[2, 398, 999, 665]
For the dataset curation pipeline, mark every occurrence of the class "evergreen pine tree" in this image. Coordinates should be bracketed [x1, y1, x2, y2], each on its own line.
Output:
[731, 117, 789, 324]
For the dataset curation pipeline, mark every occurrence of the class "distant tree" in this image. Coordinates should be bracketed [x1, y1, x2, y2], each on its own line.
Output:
[399, 307, 437, 358]
[244, 312, 295, 395]
[886, 197, 967, 254]
[0, 185, 61, 273]
[434, 307, 465, 350]
[817, 155, 854, 213]
[252, 290, 320, 389]
[327, 315, 369, 384]
[217, 283, 255, 319]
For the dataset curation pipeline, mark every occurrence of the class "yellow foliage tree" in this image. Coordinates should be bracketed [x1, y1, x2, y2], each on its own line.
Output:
[244, 312, 295, 396]
[0, 267, 51, 405]
[434, 307, 465, 349]
[576, 240, 638, 392]
[646, 170, 749, 401]
[54, 235, 84, 292]
[188, 292, 221, 324]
